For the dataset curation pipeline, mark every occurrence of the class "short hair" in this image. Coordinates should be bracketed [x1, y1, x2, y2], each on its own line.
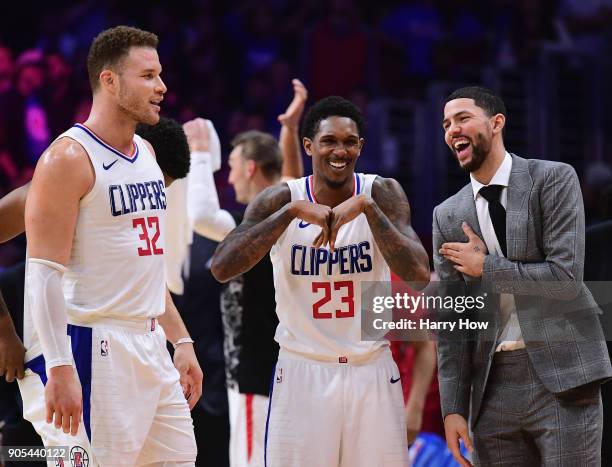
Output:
[301, 96, 366, 140]
[231, 130, 282, 180]
[445, 86, 507, 118]
[136, 117, 190, 181]
[87, 25, 158, 92]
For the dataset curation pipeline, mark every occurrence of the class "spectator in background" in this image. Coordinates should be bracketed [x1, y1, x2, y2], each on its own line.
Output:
[435, 0, 486, 81]
[15, 50, 50, 170]
[224, 0, 282, 80]
[43, 53, 78, 138]
[301, 0, 373, 100]
[0, 45, 13, 96]
[378, 0, 442, 98]
[557, 0, 612, 54]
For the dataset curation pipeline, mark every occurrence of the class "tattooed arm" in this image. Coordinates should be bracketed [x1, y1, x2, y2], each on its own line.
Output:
[211, 183, 333, 282]
[366, 177, 430, 287]
[327, 176, 429, 288]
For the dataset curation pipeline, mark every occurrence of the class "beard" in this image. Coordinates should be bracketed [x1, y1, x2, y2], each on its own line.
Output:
[117, 85, 158, 125]
[455, 133, 491, 172]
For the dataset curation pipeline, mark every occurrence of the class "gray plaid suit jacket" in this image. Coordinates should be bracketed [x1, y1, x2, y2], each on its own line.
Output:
[433, 154, 612, 428]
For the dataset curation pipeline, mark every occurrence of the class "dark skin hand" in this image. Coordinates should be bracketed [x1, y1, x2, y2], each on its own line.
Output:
[212, 176, 430, 289]
[211, 183, 293, 282]
[313, 177, 430, 288]
[0, 290, 26, 382]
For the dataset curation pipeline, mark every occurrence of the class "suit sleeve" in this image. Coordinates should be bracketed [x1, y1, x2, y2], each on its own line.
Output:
[482, 163, 585, 300]
[433, 205, 473, 420]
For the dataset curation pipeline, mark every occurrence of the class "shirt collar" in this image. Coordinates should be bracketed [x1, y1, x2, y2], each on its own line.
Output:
[471, 151, 513, 200]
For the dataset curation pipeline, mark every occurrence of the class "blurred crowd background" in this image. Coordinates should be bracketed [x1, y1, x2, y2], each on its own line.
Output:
[1, 0, 612, 267]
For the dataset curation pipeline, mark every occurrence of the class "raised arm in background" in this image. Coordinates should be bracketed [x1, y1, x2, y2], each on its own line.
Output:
[278, 78, 307, 180]
[183, 79, 309, 243]
[183, 118, 236, 242]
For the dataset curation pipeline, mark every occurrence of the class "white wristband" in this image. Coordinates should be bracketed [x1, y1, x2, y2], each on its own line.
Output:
[173, 337, 194, 349]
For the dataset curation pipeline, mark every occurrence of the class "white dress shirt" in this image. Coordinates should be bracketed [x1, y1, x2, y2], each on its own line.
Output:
[470, 152, 525, 352]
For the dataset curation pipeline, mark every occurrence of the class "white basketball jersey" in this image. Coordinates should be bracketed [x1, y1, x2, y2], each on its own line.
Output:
[57, 123, 166, 323]
[270, 173, 391, 359]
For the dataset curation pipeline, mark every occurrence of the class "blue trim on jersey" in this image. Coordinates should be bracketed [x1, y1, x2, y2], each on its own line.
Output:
[355, 173, 361, 195]
[263, 364, 276, 467]
[25, 354, 47, 385]
[73, 123, 139, 163]
[305, 176, 314, 202]
[68, 324, 93, 442]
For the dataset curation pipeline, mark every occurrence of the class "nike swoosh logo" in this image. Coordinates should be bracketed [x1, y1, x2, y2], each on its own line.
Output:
[298, 220, 311, 228]
[103, 159, 119, 170]
[390, 376, 401, 384]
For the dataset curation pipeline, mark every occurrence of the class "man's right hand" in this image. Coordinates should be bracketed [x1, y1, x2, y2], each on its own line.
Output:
[45, 365, 82, 436]
[183, 118, 211, 153]
[289, 201, 333, 247]
[444, 413, 474, 467]
[278, 79, 308, 129]
[0, 315, 26, 382]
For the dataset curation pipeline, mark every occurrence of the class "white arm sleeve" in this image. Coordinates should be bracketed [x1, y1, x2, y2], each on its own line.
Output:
[26, 258, 73, 371]
[207, 119, 222, 173]
[187, 151, 236, 242]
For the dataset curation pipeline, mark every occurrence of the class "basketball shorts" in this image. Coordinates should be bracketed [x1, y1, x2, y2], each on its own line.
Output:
[228, 387, 269, 467]
[18, 318, 197, 466]
[264, 346, 408, 467]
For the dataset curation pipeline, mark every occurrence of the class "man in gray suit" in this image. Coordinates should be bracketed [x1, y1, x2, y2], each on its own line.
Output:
[433, 86, 612, 466]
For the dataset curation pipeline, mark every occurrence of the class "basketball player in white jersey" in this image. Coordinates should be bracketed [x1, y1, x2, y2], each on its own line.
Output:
[20, 26, 200, 466]
[0, 117, 191, 391]
[212, 96, 430, 467]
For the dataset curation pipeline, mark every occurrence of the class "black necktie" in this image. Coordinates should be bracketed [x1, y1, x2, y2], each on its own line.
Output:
[479, 185, 507, 257]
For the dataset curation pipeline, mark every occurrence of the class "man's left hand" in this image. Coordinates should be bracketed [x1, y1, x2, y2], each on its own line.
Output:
[440, 223, 487, 277]
[0, 316, 26, 382]
[313, 194, 368, 251]
[173, 344, 203, 410]
[183, 118, 210, 153]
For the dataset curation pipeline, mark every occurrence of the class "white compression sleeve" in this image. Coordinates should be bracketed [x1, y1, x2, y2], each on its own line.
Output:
[187, 151, 236, 242]
[206, 119, 222, 173]
[26, 258, 73, 371]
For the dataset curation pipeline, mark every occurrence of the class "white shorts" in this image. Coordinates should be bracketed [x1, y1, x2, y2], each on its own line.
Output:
[265, 347, 408, 467]
[228, 387, 269, 467]
[19, 319, 197, 466]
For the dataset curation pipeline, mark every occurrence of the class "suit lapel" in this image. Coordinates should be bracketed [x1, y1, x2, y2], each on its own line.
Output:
[454, 187, 483, 283]
[461, 188, 483, 239]
[505, 154, 532, 259]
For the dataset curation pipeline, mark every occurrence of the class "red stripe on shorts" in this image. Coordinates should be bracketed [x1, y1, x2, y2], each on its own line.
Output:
[246, 394, 254, 461]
